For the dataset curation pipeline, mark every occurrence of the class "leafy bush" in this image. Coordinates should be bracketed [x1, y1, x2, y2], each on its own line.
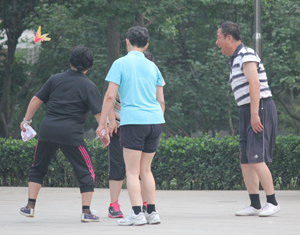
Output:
[0, 135, 299, 190]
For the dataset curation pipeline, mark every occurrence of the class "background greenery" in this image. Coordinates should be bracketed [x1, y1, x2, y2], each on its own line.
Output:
[1, 0, 300, 138]
[1, 135, 299, 190]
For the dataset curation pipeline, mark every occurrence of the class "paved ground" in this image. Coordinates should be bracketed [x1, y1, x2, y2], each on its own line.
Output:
[0, 187, 299, 235]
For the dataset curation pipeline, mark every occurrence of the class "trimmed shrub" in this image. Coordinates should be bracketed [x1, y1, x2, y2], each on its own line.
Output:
[0, 135, 299, 190]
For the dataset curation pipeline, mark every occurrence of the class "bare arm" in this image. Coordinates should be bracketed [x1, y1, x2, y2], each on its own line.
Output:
[243, 62, 263, 133]
[108, 105, 118, 137]
[96, 82, 119, 142]
[156, 85, 165, 114]
[20, 96, 43, 131]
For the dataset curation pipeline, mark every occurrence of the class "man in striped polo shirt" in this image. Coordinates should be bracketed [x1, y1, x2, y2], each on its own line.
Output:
[216, 21, 280, 217]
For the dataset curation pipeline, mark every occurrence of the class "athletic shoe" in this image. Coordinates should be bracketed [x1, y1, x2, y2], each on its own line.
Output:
[108, 200, 123, 218]
[81, 212, 100, 222]
[117, 210, 147, 226]
[142, 202, 147, 213]
[235, 206, 262, 216]
[19, 206, 34, 217]
[145, 211, 161, 224]
[259, 203, 280, 217]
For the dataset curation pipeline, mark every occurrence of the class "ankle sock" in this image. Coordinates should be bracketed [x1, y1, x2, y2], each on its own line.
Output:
[147, 204, 156, 214]
[27, 198, 36, 209]
[132, 206, 141, 215]
[82, 205, 91, 214]
[249, 194, 261, 209]
[266, 193, 278, 206]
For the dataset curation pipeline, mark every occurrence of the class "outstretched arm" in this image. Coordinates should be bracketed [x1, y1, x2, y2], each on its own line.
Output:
[20, 96, 43, 131]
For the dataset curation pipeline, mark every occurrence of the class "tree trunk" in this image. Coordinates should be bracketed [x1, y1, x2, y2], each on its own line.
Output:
[0, 0, 36, 138]
[103, 18, 120, 95]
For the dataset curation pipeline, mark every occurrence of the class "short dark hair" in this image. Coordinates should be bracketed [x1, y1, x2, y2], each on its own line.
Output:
[126, 26, 149, 48]
[143, 50, 154, 62]
[70, 46, 93, 72]
[219, 21, 242, 41]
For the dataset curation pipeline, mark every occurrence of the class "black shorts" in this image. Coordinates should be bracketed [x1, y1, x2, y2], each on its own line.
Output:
[239, 97, 278, 164]
[108, 128, 125, 181]
[29, 141, 95, 193]
[120, 124, 163, 153]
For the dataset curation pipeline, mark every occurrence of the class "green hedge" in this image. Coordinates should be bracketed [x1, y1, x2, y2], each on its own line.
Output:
[0, 134, 299, 190]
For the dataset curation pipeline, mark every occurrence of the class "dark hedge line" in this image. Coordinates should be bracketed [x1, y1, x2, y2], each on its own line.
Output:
[1, 134, 299, 190]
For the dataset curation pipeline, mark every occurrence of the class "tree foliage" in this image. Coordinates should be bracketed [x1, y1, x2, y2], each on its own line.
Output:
[1, 0, 300, 138]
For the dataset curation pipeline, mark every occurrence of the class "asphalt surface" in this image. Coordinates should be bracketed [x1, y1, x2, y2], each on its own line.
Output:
[0, 187, 299, 235]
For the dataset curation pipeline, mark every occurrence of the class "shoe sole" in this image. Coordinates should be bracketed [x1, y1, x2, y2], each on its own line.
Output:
[118, 221, 147, 226]
[148, 221, 161, 225]
[259, 210, 280, 217]
[19, 211, 34, 217]
[108, 214, 123, 218]
[235, 213, 260, 216]
[81, 219, 100, 222]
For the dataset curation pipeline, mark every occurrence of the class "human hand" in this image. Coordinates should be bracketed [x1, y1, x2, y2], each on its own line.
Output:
[96, 124, 110, 148]
[20, 121, 29, 132]
[251, 113, 263, 133]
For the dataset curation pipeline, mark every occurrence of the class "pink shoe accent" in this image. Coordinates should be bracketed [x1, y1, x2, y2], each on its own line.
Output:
[108, 213, 123, 218]
[110, 200, 121, 212]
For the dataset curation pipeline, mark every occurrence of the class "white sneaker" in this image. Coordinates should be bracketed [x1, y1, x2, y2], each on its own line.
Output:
[145, 211, 161, 224]
[117, 210, 147, 226]
[259, 203, 280, 217]
[235, 206, 262, 216]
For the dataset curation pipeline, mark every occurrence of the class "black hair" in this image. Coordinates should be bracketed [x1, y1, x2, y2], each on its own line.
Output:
[126, 26, 149, 48]
[143, 50, 154, 62]
[70, 46, 93, 72]
[219, 21, 242, 41]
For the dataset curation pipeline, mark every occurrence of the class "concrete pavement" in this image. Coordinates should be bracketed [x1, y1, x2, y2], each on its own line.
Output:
[0, 187, 299, 235]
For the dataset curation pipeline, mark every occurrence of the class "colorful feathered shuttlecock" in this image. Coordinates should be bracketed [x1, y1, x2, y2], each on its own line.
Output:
[33, 26, 51, 43]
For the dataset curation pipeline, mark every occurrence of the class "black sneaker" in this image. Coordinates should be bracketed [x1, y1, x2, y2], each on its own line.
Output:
[108, 200, 123, 218]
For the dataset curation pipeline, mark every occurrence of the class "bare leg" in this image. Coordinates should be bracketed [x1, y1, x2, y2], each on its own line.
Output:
[241, 164, 260, 194]
[109, 180, 123, 203]
[123, 148, 142, 206]
[82, 192, 93, 207]
[241, 162, 275, 195]
[140, 178, 147, 204]
[28, 182, 42, 199]
[26, 182, 42, 209]
[140, 152, 156, 204]
[252, 162, 275, 195]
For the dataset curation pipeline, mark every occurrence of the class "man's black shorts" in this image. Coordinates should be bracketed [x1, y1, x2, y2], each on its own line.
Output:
[239, 97, 277, 164]
[120, 124, 163, 153]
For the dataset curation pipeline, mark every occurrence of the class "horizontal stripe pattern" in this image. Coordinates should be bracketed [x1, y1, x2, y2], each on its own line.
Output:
[230, 46, 272, 106]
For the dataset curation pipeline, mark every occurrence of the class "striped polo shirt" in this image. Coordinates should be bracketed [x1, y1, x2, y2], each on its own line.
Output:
[113, 97, 121, 127]
[230, 43, 272, 106]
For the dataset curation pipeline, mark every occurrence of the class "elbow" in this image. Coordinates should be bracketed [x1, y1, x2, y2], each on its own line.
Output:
[104, 92, 115, 102]
[32, 96, 43, 104]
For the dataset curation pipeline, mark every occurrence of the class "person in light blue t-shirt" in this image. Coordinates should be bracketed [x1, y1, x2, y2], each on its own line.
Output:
[96, 26, 165, 226]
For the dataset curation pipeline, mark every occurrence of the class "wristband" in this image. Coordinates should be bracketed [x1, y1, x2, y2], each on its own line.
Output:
[23, 118, 32, 124]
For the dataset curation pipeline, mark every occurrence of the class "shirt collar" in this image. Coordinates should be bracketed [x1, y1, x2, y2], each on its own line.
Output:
[230, 42, 244, 67]
[66, 68, 87, 77]
[128, 51, 145, 57]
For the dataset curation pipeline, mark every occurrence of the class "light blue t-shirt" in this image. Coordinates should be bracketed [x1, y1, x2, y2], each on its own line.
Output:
[105, 51, 165, 125]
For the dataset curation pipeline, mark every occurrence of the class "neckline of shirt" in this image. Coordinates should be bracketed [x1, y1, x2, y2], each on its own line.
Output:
[128, 51, 145, 57]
